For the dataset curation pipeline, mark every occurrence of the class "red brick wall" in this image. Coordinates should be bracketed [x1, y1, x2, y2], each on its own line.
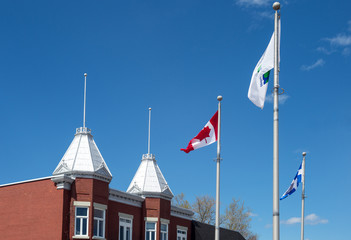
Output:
[159, 198, 171, 220]
[0, 177, 192, 240]
[69, 178, 109, 240]
[170, 215, 192, 240]
[107, 200, 142, 240]
[0, 178, 66, 240]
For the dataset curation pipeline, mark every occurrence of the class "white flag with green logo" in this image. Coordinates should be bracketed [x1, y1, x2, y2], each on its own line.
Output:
[248, 23, 280, 109]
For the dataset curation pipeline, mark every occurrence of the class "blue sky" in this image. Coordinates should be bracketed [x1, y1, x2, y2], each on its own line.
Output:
[0, 0, 350, 240]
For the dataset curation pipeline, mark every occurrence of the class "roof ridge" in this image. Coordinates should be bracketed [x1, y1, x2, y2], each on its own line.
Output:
[142, 158, 149, 191]
[152, 158, 162, 192]
[71, 134, 82, 171]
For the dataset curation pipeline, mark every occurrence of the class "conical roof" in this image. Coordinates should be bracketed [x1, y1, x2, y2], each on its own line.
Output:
[53, 127, 112, 182]
[127, 153, 173, 200]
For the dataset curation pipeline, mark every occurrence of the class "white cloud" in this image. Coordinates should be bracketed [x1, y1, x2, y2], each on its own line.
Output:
[236, 0, 271, 7]
[316, 47, 335, 55]
[247, 212, 258, 217]
[321, 21, 351, 56]
[301, 59, 325, 71]
[326, 34, 351, 47]
[281, 214, 328, 225]
[342, 47, 351, 56]
[281, 217, 300, 225]
[265, 93, 290, 104]
[257, 10, 275, 20]
[236, 0, 289, 8]
[305, 213, 329, 225]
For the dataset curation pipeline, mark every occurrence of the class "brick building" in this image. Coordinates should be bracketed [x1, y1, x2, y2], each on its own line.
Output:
[0, 126, 245, 240]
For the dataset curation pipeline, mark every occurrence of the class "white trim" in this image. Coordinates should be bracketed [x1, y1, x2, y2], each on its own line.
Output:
[160, 218, 170, 224]
[160, 222, 168, 240]
[74, 201, 91, 207]
[75, 206, 89, 237]
[73, 236, 90, 239]
[171, 205, 193, 221]
[119, 215, 133, 240]
[109, 188, 143, 208]
[92, 237, 106, 240]
[145, 221, 157, 240]
[52, 174, 74, 190]
[177, 225, 188, 231]
[93, 208, 106, 238]
[144, 217, 158, 222]
[176, 227, 187, 240]
[0, 176, 52, 188]
[94, 202, 107, 210]
[119, 212, 134, 220]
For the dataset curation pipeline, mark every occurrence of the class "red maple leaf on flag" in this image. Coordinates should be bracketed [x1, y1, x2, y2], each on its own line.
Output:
[194, 126, 211, 143]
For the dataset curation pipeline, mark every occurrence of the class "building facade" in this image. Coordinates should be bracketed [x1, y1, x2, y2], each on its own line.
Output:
[0, 126, 244, 240]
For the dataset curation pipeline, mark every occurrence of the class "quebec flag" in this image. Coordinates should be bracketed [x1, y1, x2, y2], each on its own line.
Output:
[280, 163, 303, 200]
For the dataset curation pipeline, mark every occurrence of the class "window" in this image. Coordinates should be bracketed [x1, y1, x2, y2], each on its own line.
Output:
[75, 207, 89, 236]
[177, 229, 187, 240]
[119, 217, 133, 240]
[93, 208, 105, 238]
[160, 223, 168, 240]
[145, 222, 156, 240]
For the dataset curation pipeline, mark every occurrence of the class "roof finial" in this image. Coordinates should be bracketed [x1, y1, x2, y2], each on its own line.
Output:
[83, 73, 87, 128]
[148, 107, 151, 154]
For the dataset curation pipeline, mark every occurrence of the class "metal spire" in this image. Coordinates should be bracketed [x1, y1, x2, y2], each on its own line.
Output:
[83, 73, 87, 129]
[148, 107, 151, 154]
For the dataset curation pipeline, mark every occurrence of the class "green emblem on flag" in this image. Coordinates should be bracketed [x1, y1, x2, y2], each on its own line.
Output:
[263, 70, 270, 84]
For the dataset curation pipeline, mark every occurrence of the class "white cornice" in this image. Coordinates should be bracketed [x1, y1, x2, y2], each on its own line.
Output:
[109, 188, 144, 207]
[0, 176, 52, 188]
[171, 205, 194, 220]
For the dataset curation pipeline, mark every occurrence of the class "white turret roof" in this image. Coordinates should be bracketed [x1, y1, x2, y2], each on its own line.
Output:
[127, 153, 173, 200]
[53, 127, 112, 182]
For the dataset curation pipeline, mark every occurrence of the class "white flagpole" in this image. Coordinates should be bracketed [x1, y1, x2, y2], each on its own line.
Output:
[215, 95, 222, 240]
[83, 73, 87, 129]
[272, 3, 280, 240]
[301, 152, 306, 240]
[148, 107, 151, 155]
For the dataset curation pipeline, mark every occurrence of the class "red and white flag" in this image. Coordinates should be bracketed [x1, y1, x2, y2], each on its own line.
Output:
[181, 111, 218, 153]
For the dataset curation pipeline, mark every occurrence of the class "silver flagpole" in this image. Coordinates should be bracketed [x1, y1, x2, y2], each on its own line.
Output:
[301, 152, 306, 240]
[83, 73, 87, 129]
[272, 2, 280, 240]
[215, 95, 222, 240]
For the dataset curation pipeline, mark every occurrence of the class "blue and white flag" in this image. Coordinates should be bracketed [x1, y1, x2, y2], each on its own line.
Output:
[280, 163, 303, 200]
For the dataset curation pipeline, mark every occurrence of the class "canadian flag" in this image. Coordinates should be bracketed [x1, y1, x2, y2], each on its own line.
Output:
[181, 111, 218, 153]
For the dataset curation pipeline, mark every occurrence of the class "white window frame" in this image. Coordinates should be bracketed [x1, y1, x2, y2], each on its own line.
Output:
[145, 217, 158, 240]
[160, 218, 169, 240]
[160, 224, 168, 240]
[74, 201, 91, 238]
[93, 203, 107, 239]
[119, 213, 133, 240]
[176, 225, 187, 240]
